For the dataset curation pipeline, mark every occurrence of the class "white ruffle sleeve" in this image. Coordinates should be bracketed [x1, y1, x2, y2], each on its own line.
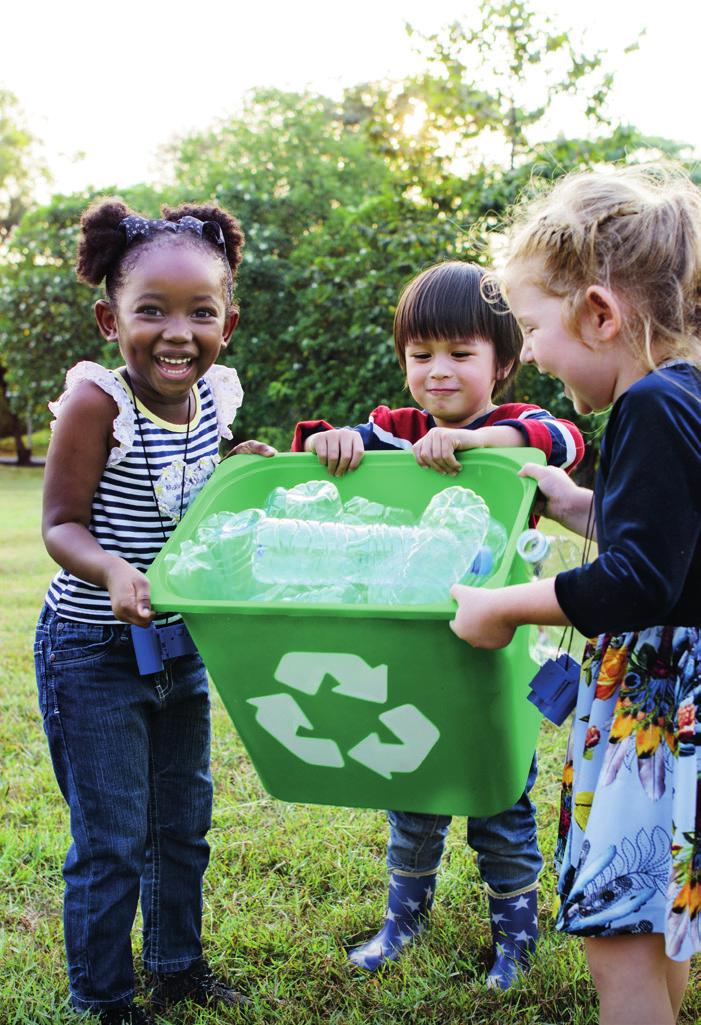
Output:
[203, 363, 244, 441]
[48, 361, 135, 467]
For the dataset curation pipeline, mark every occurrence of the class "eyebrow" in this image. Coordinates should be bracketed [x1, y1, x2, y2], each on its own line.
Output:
[135, 292, 219, 302]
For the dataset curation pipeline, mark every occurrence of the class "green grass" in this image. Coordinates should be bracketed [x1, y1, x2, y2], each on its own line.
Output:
[1, 466, 698, 1024]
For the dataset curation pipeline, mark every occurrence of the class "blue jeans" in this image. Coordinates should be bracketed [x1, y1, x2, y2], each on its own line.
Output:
[387, 754, 541, 895]
[35, 605, 213, 1012]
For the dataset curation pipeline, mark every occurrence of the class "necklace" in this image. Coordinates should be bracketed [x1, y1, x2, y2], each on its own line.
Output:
[122, 371, 192, 537]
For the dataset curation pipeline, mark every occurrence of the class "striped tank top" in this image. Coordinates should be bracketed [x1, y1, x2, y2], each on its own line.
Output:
[45, 361, 243, 624]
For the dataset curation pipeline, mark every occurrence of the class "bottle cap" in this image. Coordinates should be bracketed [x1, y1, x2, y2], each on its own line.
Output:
[469, 545, 493, 576]
[516, 528, 550, 565]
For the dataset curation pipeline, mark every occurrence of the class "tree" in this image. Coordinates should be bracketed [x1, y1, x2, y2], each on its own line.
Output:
[163, 88, 397, 442]
[0, 89, 50, 461]
[0, 185, 165, 453]
[4, 2, 698, 469]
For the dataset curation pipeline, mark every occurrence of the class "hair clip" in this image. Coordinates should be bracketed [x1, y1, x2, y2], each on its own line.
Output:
[118, 215, 227, 255]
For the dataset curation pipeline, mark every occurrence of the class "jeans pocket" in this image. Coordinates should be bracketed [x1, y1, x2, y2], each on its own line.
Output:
[49, 620, 118, 666]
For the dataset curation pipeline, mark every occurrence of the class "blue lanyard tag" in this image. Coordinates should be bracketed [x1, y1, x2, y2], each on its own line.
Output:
[527, 653, 580, 725]
[131, 622, 197, 675]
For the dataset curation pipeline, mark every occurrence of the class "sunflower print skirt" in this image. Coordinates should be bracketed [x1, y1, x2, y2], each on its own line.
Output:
[555, 625, 701, 960]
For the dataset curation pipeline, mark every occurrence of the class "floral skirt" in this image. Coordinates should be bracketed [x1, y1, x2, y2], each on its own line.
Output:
[555, 625, 701, 961]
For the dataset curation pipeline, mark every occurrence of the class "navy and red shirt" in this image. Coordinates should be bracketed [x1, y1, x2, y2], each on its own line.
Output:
[292, 402, 584, 471]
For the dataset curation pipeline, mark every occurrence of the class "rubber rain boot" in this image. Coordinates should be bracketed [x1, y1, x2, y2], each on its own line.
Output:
[348, 871, 436, 971]
[486, 886, 538, 990]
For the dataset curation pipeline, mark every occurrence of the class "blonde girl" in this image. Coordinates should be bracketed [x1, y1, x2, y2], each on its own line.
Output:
[450, 165, 701, 1025]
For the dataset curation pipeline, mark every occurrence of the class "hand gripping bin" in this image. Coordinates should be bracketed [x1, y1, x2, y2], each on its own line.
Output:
[147, 449, 545, 817]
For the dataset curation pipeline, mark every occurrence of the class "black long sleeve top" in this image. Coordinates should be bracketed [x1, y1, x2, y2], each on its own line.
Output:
[554, 361, 701, 638]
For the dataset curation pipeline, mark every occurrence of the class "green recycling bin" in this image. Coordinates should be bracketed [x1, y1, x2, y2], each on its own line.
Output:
[147, 448, 545, 817]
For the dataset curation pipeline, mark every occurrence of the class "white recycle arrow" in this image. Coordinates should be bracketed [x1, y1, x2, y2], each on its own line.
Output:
[274, 652, 387, 703]
[247, 693, 344, 768]
[347, 704, 440, 779]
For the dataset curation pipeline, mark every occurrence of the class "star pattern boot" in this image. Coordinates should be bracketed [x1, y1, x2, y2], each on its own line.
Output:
[348, 871, 436, 971]
[486, 886, 538, 990]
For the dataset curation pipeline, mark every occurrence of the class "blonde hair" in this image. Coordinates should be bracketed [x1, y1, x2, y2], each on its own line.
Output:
[504, 163, 701, 369]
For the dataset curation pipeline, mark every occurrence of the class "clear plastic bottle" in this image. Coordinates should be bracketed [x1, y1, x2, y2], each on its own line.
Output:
[516, 528, 581, 663]
[264, 480, 342, 521]
[516, 528, 581, 578]
[340, 494, 415, 526]
[252, 515, 488, 603]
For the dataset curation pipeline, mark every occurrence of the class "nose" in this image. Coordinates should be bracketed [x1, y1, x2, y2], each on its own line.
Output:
[429, 355, 452, 378]
[161, 314, 193, 342]
[519, 336, 533, 364]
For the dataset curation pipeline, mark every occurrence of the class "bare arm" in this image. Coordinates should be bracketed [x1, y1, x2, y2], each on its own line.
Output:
[42, 382, 154, 626]
[449, 576, 569, 649]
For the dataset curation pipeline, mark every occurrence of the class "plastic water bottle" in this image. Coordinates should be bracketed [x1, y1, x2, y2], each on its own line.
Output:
[420, 486, 490, 538]
[366, 527, 478, 604]
[341, 494, 415, 526]
[265, 480, 342, 521]
[251, 519, 429, 587]
[516, 528, 581, 663]
[253, 486, 491, 601]
[516, 528, 581, 578]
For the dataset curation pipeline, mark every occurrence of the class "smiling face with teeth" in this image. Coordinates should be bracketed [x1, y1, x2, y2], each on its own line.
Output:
[94, 238, 238, 423]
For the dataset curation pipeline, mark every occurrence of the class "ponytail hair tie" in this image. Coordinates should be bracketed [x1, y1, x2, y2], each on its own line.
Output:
[118, 214, 227, 255]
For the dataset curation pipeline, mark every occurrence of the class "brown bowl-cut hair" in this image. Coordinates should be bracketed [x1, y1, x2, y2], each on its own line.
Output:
[393, 261, 522, 395]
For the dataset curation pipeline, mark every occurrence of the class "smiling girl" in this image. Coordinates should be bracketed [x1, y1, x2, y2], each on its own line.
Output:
[37, 199, 274, 1023]
[450, 166, 701, 1024]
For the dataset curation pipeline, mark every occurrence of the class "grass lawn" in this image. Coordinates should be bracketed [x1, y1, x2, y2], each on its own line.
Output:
[1, 466, 698, 1024]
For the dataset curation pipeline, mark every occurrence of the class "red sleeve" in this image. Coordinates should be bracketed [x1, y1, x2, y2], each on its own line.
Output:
[291, 419, 336, 452]
[486, 403, 584, 473]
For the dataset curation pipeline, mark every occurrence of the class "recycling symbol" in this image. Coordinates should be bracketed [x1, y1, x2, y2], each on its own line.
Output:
[247, 652, 440, 779]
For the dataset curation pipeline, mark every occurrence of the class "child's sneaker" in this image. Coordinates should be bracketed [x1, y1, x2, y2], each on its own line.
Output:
[149, 957, 248, 1011]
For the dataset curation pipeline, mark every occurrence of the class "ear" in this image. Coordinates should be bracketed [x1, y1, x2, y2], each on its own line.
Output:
[496, 358, 515, 382]
[220, 308, 239, 349]
[582, 286, 623, 345]
[94, 299, 118, 342]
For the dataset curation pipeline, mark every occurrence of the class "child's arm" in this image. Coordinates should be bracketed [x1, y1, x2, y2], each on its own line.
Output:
[449, 577, 570, 649]
[42, 382, 154, 627]
[413, 425, 524, 476]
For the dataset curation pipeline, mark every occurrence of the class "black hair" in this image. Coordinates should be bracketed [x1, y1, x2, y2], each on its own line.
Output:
[75, 198, 245, 311]
[393, 261, 522, 395]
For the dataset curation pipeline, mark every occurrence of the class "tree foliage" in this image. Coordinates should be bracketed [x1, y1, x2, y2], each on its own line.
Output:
[0, 186, 165, 426]
[1, 3, 698, 474]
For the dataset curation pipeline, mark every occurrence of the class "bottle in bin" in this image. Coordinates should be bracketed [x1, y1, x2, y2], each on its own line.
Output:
[516, 528, 581, 664]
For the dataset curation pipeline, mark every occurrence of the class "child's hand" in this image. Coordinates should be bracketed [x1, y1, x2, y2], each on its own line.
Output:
[307, 429, 364, 476]
[519, 463, 588, 527]
[104, 560, 154, 627]
[448, 584, 516, 649]
[412, 428, 471, 475]
[223, 439, 277, 460]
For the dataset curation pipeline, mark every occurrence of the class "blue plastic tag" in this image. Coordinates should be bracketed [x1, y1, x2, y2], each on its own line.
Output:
[131, 622, 197, 676]
[527, 653, 580, 726]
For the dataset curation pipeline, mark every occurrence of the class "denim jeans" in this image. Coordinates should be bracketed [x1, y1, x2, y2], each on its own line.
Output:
[387, 754, 541, 895]
[34, 605, 213, 1012]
